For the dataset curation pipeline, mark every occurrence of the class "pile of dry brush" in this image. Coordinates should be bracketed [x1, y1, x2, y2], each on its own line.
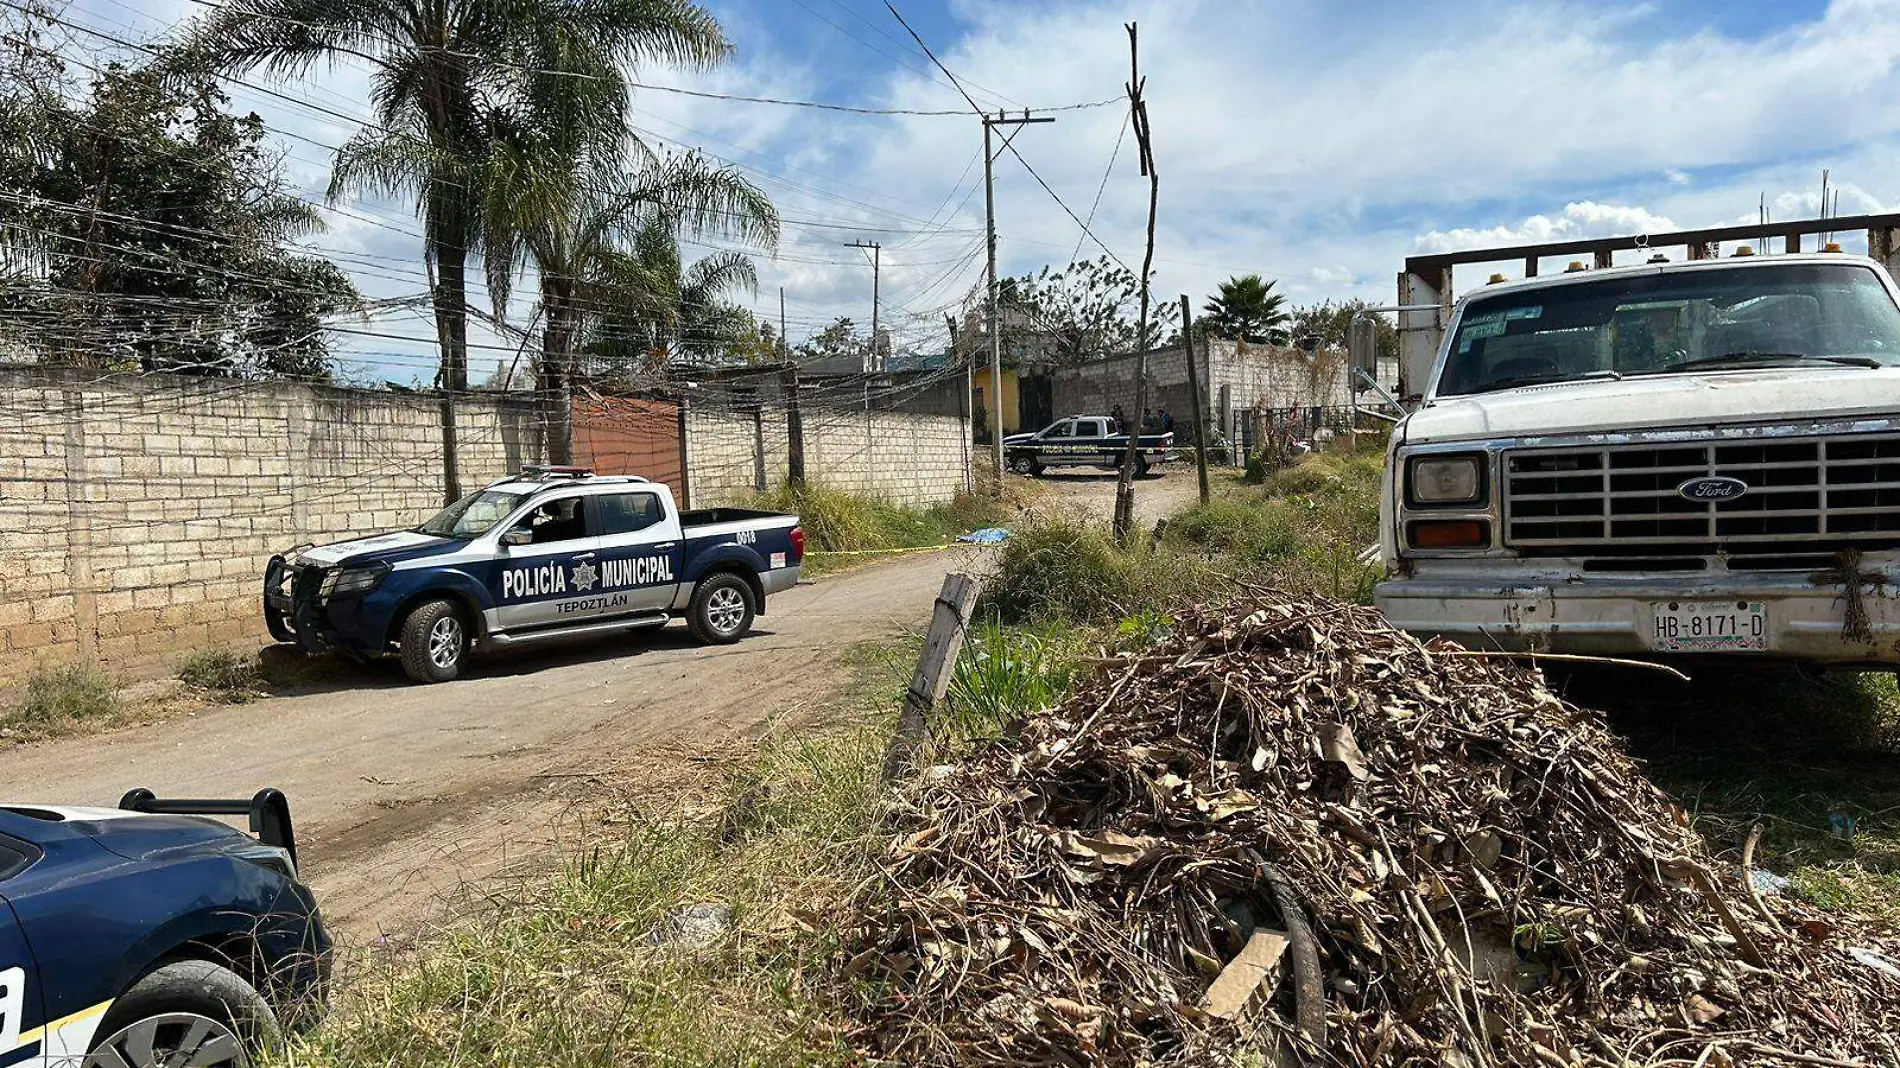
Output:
[838, 595, 1900, 1067]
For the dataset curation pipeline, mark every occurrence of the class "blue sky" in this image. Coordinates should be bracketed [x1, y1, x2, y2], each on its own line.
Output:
[60, 0, 1900, 382]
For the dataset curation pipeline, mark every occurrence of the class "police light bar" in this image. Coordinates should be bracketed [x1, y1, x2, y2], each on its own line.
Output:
[519, 464, 595, 480]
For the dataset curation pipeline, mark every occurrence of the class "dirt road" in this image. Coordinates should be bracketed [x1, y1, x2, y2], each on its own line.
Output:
[6, 549, 986, 941]
[1028, 466, 1209, 528]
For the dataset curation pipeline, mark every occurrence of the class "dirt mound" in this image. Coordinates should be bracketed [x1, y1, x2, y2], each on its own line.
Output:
[840, 596, 1900, 1066]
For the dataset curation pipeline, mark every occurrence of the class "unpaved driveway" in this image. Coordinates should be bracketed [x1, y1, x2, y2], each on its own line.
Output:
[5, 549, 987, 941]
[1024, 467, 1208, 529]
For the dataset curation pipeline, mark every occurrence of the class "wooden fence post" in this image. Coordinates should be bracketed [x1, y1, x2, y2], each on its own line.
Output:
[881, 572, 983, 782]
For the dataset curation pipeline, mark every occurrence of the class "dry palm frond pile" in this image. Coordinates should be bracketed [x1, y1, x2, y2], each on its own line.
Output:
[839, 595, 1900, 1067]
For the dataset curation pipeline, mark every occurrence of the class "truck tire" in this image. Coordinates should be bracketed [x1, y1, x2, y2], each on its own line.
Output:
[688, 573, 755, 645]
[399, 598, 468, 683]
[84, 960, 281, 1068]
[1009, 453, 1041, 477]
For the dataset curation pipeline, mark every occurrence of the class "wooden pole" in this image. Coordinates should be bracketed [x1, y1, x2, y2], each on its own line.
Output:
[881, 572, 982, 782]
[1113, 22, 1157, 545]
[1180, 294, 1210, 505]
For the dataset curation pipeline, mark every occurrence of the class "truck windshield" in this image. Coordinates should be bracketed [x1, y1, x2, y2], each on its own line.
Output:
[1436, 262, 1900, 396]
[418, 490, 528, 539]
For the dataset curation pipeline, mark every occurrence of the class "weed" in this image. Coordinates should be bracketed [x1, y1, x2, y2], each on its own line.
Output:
[178, 646, 265, 703]
[4, 662, 120, 739]
[1572, 667, 1900, 925]
[981, 518, 1215, 624]
[1164, 450, 1384, 602]
[745, 483, 1012, 576]
[272, 648, 915, 1068]
[945, 621, 1084, 739]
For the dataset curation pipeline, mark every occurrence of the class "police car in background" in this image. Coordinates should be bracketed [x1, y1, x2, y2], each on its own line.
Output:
[1002, 415, 1175, 478]
[1, 789, 327, 1068]
[264, 467, 805, 683]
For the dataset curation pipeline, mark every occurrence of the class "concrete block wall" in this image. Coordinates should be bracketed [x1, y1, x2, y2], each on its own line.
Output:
[685, 402, 969, 508]
[1051, 340, 1353, 442]
[0, 368, 544, 682]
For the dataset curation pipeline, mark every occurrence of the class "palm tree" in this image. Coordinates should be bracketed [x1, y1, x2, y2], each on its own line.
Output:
[180, 0, 728, 497]
[483, 131, 777, 461]
[1201, 274, 1290, 345]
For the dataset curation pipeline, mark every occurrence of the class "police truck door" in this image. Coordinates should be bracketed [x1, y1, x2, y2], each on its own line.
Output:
[589, 490, 683, 615]
[0, 856, 46, 1068]
[491, 493, 602, 630]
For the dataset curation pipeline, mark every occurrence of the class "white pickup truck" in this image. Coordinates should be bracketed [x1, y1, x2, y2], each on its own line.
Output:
[1374, 252, 1900, 669]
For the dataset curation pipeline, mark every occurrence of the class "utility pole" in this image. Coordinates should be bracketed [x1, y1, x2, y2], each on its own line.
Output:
[983, 109, 1054, 489]
[1181, 294, 1210, 505]
[845, 240, 882, 371]
[1113, 23, 1157, 544]
[781, 287, 804, 489]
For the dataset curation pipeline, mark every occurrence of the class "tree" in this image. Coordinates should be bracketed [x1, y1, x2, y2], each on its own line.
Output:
[1004, 255, 1178, 365]
[795, 317, 869, 364]
[182, 0, 729, 493]
[1200, 274, 1290, 345]
[485, 124, 777, 456]
[1289, 298, 1399, 361]
[0, 17, 357, 377]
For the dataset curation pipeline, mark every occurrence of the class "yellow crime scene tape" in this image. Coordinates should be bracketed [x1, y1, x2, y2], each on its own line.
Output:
[804, 544, 957, 557]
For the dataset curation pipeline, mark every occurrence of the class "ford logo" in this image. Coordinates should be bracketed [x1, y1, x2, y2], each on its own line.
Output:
[1677, 476, 1749, 502]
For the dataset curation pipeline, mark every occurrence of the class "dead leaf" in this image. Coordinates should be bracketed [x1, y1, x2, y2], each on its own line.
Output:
[1201, 930, 1290, 1019]
[1318, 722, 1370, 780]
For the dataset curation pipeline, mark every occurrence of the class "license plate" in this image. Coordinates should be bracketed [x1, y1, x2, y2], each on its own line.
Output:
[1649, 601, 1768, 652]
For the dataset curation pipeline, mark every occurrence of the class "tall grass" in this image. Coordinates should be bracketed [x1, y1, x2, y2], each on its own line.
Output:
[3, 662, 120, 739]
[278, 713, 893, 1068]
[1164, 451, 1384, 603]
[979, 517, 1217, 624]
[744, 482, 1010, 575]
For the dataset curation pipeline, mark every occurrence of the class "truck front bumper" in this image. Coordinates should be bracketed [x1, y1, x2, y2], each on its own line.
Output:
[1375, 562, 1900, 666]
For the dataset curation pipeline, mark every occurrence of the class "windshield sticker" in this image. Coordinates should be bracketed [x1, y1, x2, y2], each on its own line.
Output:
[1460, 320, 1508, 346]
[1504, 305, 1542, 320]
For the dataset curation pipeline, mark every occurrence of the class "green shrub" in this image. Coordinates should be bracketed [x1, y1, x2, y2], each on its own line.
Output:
[946, 621, 1084, 739]
[982, 519, 1186, 624]
[178, 646, 265, 702]
[7, 662, 119, 736]
[1164, 451, 1384, 603]
[744, 483, 1010, 575]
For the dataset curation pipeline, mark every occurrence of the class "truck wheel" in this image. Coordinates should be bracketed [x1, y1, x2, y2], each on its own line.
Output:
[400, 598, 468, 683]
[1009, 454, 1041, 477]
[688, 573, 755, 645]
[1135, 455, 1151, 478]
[84, 960, 280, 1068]
[263, 601, 295, 643]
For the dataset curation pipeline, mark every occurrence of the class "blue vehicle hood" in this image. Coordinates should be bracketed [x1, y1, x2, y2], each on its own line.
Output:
[291, 530, 463, 569]
[1003, 432, 1038, 445]
[1, 806, 248, 860]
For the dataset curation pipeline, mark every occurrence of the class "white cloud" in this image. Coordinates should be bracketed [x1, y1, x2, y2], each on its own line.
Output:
[73, 0, 1900, 369]
[1413, 202, 1681, 253]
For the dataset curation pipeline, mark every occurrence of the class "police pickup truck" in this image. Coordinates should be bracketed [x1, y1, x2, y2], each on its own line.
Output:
[1003, 415, 1174, 478]
[1375, 251, 1900, 669]
[1, 789, 327, 1068]
[264, 467, 804, 683]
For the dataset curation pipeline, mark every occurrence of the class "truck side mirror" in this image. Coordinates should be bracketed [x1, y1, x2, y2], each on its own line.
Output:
[1349, 316, 1377, 375]
[501, 529, 532, 548]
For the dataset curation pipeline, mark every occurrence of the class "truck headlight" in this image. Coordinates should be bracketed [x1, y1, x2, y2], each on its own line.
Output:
[1407, 454, 1486, 505]
[322, 563, 390, 600]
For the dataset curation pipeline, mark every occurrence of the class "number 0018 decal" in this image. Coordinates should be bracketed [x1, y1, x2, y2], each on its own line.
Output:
[0, 965, 24, 1052]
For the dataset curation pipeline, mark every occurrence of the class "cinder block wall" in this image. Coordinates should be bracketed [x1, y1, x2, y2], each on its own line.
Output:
[1050, 340, 1353, 440]
[0, 368, 544, 681]
[684, 403, 969, 508]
